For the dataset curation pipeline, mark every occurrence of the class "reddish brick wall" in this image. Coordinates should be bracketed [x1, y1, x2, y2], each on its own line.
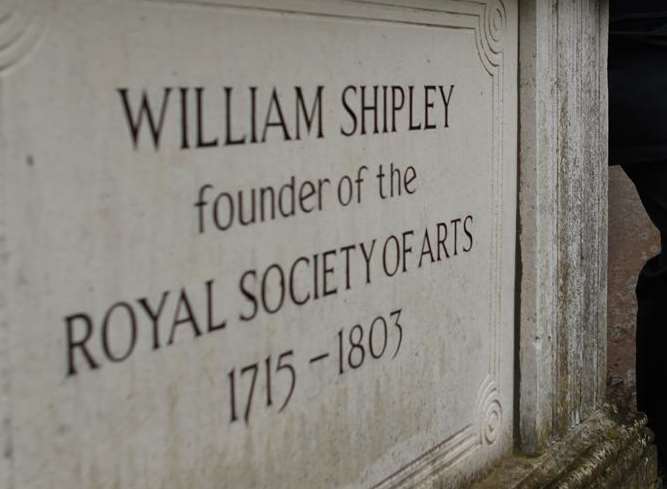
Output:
[608, 166, 660, 398]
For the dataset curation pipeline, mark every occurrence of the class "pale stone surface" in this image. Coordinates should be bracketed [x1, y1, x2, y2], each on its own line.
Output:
[518, 0, 609, 454]
[472, 407, 657, 489]
[0, 1, 518, 488]
[472, 1, 657, 487]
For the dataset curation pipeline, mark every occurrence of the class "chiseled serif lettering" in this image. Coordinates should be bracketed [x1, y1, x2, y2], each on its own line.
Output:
[118, 85, 325, 151]
[64, 278, 227, 376]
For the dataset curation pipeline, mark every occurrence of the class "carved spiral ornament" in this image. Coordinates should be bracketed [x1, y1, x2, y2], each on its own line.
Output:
[476, 376, 503, 445]
[484, 0, 506, 55]
[0, 0, 46, 75]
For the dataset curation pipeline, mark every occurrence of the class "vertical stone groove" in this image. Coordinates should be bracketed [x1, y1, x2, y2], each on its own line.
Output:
[519, 0, 608, 455]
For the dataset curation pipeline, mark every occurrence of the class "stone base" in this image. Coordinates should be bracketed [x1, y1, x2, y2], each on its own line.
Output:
[470, 407, 657, 489]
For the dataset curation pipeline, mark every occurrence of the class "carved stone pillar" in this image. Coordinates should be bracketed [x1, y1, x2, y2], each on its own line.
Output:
[472, 2, 658, 487]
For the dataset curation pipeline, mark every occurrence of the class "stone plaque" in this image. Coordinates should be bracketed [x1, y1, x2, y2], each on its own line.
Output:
[0, 1, 517, 487]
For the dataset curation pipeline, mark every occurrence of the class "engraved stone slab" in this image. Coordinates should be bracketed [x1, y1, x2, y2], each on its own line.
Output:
[0, 1, 517, 487]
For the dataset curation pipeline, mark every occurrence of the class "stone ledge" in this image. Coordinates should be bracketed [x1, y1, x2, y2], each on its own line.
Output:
[469, 407, 657, 489]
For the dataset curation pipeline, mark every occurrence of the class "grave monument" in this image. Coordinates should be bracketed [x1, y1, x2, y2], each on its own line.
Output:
[0, 1, 657, 488]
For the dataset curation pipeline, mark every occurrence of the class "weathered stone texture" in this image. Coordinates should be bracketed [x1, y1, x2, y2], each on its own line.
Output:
[470, 407, 658, 489]
[0, 1, 519, 487]
[518, 0, 609, 454]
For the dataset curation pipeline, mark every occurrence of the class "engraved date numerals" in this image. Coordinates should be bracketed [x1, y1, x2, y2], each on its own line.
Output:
[337, 308, 403, 374]
[228, 350, 295, 425]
